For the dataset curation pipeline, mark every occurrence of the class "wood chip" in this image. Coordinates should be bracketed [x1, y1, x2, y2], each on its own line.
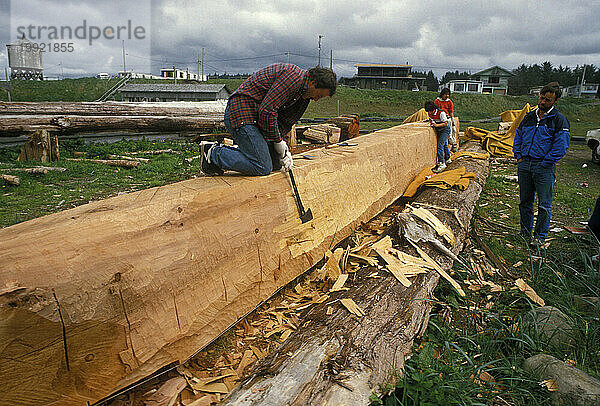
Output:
[409, 206, 456, 245]
[330, 274, 349, 292]
[348, 253, 378, 266]
[515, 278, 545, 306]
[409, 240, 465, 297]
[143, 376, 187, 406]
[197, 382, 229, 394]
[541, 378, 558, 391]
[235, 350, 255, 376]
[280, 328, 293, 342]
[340, 298, 365, 317]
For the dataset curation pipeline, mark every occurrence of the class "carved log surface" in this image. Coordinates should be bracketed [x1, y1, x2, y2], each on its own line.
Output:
[222, 141, 490, 405]
[0, 123, 437, 405]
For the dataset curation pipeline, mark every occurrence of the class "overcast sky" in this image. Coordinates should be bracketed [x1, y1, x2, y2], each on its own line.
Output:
[1, 0, 599, 80]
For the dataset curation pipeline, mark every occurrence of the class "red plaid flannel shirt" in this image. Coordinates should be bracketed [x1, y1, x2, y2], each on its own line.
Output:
[227, 63, 310, 142]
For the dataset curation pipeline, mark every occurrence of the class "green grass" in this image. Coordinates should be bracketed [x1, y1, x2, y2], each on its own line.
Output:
[0, 138, 206, 227]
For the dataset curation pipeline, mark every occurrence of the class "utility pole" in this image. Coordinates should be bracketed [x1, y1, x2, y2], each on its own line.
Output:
[330, 50, 332, 70]
[122, 40, 126, 75]
[318, 35, 323, 67]
[286, 52, 290, 64]
[4, 67, 11, 102]
[201, 48, 205, 81]
[173, 65, 176, 84]
[60, 62, 64, 80]
[580, 65, 587, 97]
[197, 53, 200, 80]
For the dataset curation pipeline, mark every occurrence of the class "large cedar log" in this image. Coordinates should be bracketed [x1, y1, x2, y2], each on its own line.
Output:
[0, 123, 437, 405]
[222, 140, 489, 405]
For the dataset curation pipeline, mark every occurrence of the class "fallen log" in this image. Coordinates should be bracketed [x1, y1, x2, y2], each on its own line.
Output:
[65, 158, 140, 168]
[222, 140, 490, 405]
[0, 123, 437, 405]
[0, 101, 227, 117]
[1, 174, 20, 185]
[0, 115, 224, 136]
[0, 166, 67, 173]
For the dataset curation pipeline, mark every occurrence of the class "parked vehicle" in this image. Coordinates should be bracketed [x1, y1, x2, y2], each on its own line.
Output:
[585, 128, 600, 164]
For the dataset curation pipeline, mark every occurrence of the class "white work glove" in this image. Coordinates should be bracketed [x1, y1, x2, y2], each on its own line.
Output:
[280, 150, 293, 172]
[274, 140, 293, 171]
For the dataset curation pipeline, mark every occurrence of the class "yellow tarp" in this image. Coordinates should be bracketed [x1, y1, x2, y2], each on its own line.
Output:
[403, 166, 477, 197]
[402, 108, 429, 124]
[464, 103, 535, 157]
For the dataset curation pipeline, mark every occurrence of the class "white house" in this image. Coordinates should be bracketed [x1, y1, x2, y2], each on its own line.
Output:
[440, 80, 483, 94]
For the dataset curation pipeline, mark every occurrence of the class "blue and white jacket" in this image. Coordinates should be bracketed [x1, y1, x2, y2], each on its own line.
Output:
[513, 107, 570, 167]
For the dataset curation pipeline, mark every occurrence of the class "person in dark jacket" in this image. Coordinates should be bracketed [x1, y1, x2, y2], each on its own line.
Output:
[199, 64, 336, 176]
[513, 82, 570, 245]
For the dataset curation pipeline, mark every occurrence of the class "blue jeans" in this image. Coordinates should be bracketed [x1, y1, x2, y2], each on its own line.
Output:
[210, 107, 280, 176]
[436, 126, 451, 163]
[517, 159, 556, 241]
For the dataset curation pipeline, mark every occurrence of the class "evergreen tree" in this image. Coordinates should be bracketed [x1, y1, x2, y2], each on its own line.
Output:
[425, 70, 439, 91]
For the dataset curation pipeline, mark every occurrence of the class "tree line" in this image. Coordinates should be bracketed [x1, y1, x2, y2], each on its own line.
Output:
[415, 62, 600, 96]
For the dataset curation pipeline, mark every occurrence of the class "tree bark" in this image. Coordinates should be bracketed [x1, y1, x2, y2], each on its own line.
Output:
[222, 140, 490, 405]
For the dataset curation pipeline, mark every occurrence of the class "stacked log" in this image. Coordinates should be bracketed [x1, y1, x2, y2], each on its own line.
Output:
[325, 114, 360, 141]
[0, 101, 226, 137]
[0, 122, 437, 405]
[301, 124, 341, 144]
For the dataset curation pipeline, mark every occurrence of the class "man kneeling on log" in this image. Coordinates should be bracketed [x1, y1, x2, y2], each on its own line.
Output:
[200, 63, 337, 176]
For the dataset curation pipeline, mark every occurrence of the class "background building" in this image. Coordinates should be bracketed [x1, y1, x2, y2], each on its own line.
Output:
[439, 80, 483, 94]
[470, 66, 514, 95]
[562, 83, 599, 98]
[6, 37, 43, 80]
[347, 64, 425, 90]
[119, 83, 230, 102]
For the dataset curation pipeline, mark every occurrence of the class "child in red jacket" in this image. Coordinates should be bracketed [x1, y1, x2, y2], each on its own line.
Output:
[435, 88, 458, 151]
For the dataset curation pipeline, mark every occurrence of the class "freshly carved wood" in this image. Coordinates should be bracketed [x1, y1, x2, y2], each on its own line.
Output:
[0, 123, 437, 405]
[222, 141, 490, 406]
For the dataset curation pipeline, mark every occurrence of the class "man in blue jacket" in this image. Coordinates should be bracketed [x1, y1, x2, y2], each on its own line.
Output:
[513, 82, 570, 246]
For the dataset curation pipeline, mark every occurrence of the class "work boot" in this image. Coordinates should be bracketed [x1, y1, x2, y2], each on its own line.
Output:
[445, 158, 452, 165]
[433, 162, 446, 173]
[200, 142, 224, 176]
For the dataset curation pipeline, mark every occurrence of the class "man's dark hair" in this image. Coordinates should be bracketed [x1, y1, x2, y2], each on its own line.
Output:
[424, 101, 436, 111]
[439, 87, 451, 97]
[540, 82, 561, 100]
[308, 67, 337, 96]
